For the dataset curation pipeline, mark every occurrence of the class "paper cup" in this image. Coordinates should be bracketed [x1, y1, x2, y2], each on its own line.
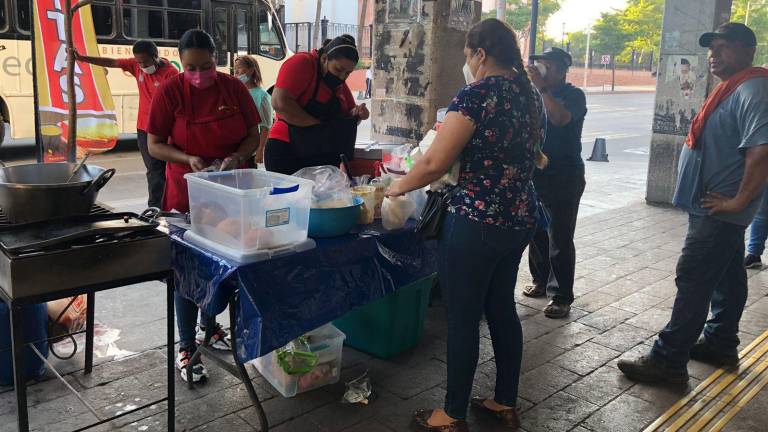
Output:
[352, 185, 376, 224]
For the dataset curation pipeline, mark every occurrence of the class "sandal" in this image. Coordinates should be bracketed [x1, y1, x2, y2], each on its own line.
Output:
[413, 409, 469, 432]
[470, 397, 520, 429]
[523, 284, 546, 298]
[543, 301, 571, 319]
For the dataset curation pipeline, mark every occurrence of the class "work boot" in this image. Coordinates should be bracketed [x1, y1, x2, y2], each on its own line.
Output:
[689, 338, 739, 368]
[617, 355, 689, 385]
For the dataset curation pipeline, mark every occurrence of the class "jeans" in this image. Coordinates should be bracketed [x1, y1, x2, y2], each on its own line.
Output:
[651, 215, 747, 370]
[528, 172, 586, 305]
[137, 130, 166, 209]
[175, 293, 214, 350]
[439, 212, 533, 420]
[747, 187, 768, 256]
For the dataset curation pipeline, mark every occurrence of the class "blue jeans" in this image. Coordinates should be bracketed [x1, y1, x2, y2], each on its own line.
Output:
[747, 188, 768, 256]
[439, 213, 533, 420]
[651, 215, 747, 371]
[175, 294, 214, 350]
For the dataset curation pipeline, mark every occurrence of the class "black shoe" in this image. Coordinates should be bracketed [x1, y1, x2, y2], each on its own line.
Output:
[617, 355, 689, 384]
[689, 339, 739, 368]
[744, 254, 763, 269]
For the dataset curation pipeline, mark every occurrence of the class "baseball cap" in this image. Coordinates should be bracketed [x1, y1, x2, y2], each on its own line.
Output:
[530, 47, 573, 69]
[699, 22, 757, 48]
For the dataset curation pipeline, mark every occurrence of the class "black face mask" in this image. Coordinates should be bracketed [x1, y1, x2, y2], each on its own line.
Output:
[323, 71, 345, 90]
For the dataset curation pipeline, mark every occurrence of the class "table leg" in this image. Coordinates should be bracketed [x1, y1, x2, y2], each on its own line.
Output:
[228, 295, 269, 431]
[167, 277, 176, 432]
[84, 292, 95, 375]
[9, 303, 29, 432]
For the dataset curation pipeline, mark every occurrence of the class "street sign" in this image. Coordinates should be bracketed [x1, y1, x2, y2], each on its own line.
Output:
[601, 55, 611, 65]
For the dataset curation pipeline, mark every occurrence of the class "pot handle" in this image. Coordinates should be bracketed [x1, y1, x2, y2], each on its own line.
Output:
[82, 168, 116, 195]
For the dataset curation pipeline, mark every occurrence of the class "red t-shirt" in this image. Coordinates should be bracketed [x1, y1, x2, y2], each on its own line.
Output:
[269, 51, 356, 142]
[146, 73, 260, 146]
[117, 58, 178, 131]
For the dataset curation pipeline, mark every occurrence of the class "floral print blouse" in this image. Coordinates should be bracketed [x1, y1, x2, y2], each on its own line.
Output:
[446, 75, 544, 229]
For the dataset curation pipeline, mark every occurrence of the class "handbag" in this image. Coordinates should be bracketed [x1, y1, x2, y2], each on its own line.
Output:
[414, 187, 460, 240]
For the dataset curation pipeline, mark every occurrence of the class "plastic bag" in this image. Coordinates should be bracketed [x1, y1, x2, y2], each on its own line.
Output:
[407, 188, 428, 220]
[293, 166, 353, 208]
[48, 295, 87, 338]
[276, 336, 319, 375]
[417, 129, 460, 191]
[382, 196, 416, 230]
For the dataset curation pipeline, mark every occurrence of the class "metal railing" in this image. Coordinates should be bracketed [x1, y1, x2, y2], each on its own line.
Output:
[284, 19, 372, 59]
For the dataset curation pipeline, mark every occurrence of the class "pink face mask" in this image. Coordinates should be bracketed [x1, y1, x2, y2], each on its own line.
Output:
[185, 68, 217, 89]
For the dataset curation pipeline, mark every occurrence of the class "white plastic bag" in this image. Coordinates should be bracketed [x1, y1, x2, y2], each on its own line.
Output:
[293, 166, 353, 208]
[382, 196, 416, 230]
[417, 129, 459, 191]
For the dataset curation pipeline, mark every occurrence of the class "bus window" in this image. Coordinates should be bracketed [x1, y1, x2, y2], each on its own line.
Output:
[257, 8, 284, 60]
[167, 0, 202, 9]
[167, 10, 200, 40]
[92, 2, 115, 38]
[16, 0, 30, 34]
[0, 0, 7, 33]
[236, 8, 248, 52]
[212, 7, 228, 66]
[123, 7, 163, 39]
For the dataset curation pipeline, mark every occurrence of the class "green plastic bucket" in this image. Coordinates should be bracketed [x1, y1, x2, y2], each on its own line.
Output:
[334, 274, 436, 359]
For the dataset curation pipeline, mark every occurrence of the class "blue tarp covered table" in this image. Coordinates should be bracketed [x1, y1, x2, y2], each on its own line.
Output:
[170, 222, 437, 363]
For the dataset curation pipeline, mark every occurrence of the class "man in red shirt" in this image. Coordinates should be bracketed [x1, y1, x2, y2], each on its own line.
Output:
[74, 41, 178, 208]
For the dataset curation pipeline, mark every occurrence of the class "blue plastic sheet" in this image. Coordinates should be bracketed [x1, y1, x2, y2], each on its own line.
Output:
[170, 221, 437, 363]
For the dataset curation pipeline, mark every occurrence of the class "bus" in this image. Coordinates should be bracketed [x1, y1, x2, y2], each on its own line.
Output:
[0, 0, 289, 146]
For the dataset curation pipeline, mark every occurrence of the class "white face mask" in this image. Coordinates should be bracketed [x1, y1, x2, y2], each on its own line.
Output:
[141, 64, 157, 75]
[462, 63, 475, 85]
[534, 62, 548, 78]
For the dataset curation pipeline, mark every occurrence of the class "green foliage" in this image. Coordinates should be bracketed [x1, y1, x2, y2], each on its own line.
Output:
[731, 0, 768, 66]
[481, 0, 562, 52]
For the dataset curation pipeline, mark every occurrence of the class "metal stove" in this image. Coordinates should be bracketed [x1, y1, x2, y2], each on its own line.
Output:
[0, 205, 171, 301]
[0, 204, 176, 432]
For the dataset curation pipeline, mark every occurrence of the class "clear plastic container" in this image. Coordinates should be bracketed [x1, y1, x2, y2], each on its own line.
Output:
[252, 324, 346, 398]
[185, 169, 313, 253]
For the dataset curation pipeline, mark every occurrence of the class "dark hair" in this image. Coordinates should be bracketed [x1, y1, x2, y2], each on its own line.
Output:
[466, 19, 544, 167]
[178, 30, 216, 55]
[680, 58, 691, 66]
[133, 40, 158, 57]
[236, 55, 263, 87]
[319, 34, 359, 63]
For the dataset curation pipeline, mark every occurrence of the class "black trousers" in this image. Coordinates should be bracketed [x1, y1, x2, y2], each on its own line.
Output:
[137, 130, 166, 209]
[264, 138, 341, 175]
[528, 172, 586, 305]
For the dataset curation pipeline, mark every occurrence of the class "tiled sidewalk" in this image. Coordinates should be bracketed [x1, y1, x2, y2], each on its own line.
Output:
[2, 202, 767, 432]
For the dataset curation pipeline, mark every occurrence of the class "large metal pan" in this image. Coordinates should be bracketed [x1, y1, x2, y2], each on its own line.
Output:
[0, 162, 116, 224]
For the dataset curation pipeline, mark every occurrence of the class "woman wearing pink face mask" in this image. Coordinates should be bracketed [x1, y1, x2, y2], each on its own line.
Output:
[147, 29, 261, 383]
[147, 29, 261, 214]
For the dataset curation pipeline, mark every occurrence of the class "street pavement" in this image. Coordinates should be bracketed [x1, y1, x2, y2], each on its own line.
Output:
[2, 92, 767, 431]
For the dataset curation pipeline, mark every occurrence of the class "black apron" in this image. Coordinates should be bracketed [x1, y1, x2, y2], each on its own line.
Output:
[286, 59, 358, 162]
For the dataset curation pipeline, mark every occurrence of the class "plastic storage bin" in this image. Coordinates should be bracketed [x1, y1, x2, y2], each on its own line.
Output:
[0, 303, 49, 386]
[334, 274, 435, 359]
[186, 169, 313, 253]
[253, 324, 345, 398]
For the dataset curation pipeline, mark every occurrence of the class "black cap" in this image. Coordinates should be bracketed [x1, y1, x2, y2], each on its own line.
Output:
[530, 47, 573, 69]
[700, 22, 757, 48]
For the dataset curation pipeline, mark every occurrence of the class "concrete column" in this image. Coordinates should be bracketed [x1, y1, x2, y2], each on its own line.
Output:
[645, 0, 732, 204]
[371, 0, 481, 143]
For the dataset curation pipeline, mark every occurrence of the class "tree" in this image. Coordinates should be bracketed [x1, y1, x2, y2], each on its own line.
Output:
[591, 11, 630, 60]
[732, 0, 768, 65]
[481, 0, 562, 56]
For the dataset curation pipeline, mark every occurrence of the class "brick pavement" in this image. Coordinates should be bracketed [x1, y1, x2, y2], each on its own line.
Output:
[2, 202, 768, 432]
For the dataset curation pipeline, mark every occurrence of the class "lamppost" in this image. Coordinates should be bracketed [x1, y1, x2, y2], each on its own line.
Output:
[529, 0, 539, 63]
[562, 22, 566, 49]
[583, 25, 593, 89]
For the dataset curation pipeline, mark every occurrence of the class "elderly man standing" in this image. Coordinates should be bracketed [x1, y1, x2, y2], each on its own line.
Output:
[619, 23, 768, 384]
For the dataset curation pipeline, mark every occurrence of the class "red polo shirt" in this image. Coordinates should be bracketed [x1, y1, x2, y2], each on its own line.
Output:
[269, 50, 356, 142]
[117, 58, 179, 131]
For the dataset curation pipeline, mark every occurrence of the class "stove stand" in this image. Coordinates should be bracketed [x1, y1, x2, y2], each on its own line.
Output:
[0, 208, 176, 432]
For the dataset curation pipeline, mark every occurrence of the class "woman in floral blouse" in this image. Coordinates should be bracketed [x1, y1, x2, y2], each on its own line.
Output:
[388, 18, 545, 432]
